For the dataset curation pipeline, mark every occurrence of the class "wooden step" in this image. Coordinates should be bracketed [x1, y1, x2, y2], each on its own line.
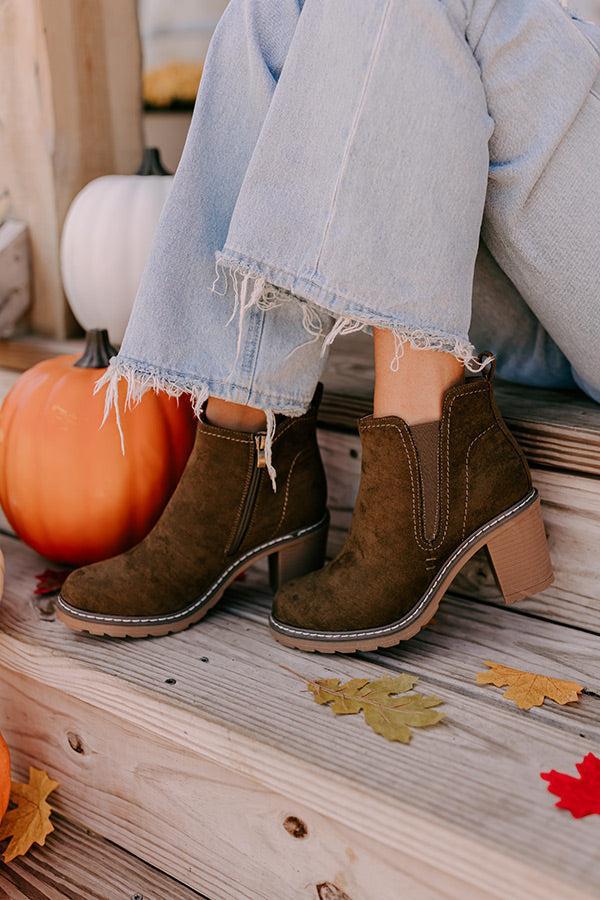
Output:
[3, 330, 599, 477]
[0, 813, 203, 898]
[0, 536, 599, 899]
[4, 329, 599, 476]
[0, 335, 84, 372]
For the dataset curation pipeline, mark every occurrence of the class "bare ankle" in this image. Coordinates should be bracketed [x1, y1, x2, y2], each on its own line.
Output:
[373, 330, 464, 424]
[205, 398, 267, 432]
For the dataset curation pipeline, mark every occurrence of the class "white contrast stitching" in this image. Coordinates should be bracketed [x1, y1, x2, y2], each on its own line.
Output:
[432, 386, 488, 550]
[201, 431, 253, 444]
[274, 448, 309, 536]
[461, 422, 498, 540]
[270, 490, 537, 640]
[57, 516, 329, 625]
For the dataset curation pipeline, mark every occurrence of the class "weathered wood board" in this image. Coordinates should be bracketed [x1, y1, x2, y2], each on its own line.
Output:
[0, 0, 143, 337]
[0, 220, 30, 338]
[318, 428, 600, 633]
[0, 535, 598, 898]
[0, 813, 203, 899]
[0, 337, 84, 373]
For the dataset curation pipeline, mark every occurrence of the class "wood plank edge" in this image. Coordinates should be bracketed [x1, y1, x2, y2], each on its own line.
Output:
[0, 634, 586, 900]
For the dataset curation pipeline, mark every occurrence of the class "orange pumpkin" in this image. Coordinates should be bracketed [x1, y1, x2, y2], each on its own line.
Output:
[0, 732, 10, 821]
[0, 330, 196, 565]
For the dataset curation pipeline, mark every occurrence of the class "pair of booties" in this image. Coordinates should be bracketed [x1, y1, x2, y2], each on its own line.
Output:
[58, 371, 553, 652]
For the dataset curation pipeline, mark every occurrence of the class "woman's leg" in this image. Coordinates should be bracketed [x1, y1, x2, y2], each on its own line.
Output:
[472, 1, 600, 400]
[217, 0, 491, 371]
[270, 0, 559, 652]
[57, 0, 334, 636]
[373, 334, 464, 423]
[106, 0, 494, 440]
[98, 0, 332, 448]
[470, 244, 578, 391]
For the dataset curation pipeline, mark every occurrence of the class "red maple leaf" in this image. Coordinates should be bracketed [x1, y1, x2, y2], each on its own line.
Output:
[34, 569, 72, 596]
[541, 753, 600, 818]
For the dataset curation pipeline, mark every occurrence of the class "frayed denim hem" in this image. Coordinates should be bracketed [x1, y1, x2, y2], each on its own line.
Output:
[93, 355, 311, 491]
[214, 249, 486, 373]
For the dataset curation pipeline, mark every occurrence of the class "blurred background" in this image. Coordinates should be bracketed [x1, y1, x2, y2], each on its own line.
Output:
[140, 0, 228, 170]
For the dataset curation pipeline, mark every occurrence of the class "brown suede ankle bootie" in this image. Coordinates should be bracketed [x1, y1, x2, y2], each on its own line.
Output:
[271, 363, 553, 653]
[57, 387, 328, 637]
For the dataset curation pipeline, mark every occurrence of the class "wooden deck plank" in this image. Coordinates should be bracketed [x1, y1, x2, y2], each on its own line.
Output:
[318, 429, 600, 633]
[3, 669, 453, 900]
[0, 536, 598, 898]
[2, 330, 599, 476]
[0, 335, 84, 371]
[0, 814, 202, 899]
[3, 330, 600, 477]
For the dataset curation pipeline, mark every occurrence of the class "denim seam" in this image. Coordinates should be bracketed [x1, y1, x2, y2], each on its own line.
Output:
[235, 303, 265, 405]
[312, 0, 392, 275]
[217, 248, 472, 344]
[243, 304, 267, 406]
[468, 2, 497, 55]
[523, 64, 600, 206]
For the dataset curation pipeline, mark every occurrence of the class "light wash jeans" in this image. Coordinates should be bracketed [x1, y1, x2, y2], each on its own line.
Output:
[98, 0, 600, 470]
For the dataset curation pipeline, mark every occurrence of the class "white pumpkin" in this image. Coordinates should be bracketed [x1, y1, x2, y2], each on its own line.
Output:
[61, 149, 173, 345]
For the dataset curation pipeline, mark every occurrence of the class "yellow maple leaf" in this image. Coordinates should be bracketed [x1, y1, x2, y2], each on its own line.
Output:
[307, 674, 444, 743]
[476, 660, 583, 710]
[0, 767, 59, 863]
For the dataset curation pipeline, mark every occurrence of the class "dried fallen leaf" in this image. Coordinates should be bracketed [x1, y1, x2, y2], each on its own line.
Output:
[306, 674, 444, 743]
[541, 753, 600, 818]
[34, 569, 72, 596]
[476, 660, 583, 710]
[0, 768, 59, 862]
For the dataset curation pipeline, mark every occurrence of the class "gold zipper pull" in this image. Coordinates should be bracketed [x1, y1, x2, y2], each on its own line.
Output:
[255, 433, 267, 468]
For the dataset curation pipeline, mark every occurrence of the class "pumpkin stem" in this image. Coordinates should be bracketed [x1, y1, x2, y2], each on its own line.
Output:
[136, 147, 171, 176]
[74, 329, 117, 369]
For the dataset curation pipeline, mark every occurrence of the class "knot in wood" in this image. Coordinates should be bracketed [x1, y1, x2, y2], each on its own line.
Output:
[283, 815, 308, 838]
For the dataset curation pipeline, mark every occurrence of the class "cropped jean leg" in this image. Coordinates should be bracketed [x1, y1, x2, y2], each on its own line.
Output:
[216, 0, 600, 399]
[99, 0, 600, 448]
[468, 1, 600, 400]
[99, 0, 323, 434]
[99, 0, 491, 442]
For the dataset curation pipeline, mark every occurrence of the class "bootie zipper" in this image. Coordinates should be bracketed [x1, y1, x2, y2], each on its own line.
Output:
[228, 433, 266, 555]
